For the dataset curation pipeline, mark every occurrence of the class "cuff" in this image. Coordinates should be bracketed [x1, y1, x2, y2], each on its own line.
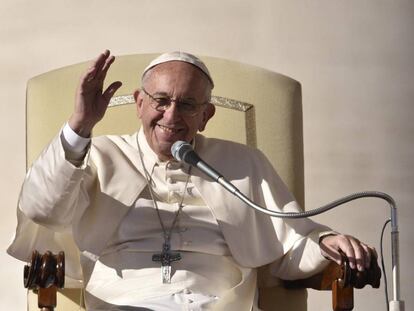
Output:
[61, 123, 91, 163]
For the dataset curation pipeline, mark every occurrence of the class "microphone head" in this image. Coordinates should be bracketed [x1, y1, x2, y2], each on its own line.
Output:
[171, 141, 193, 162]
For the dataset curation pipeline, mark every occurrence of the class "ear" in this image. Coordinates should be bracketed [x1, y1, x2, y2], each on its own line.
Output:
[198, 103, 216, 132]
[134, 89, 143, 118]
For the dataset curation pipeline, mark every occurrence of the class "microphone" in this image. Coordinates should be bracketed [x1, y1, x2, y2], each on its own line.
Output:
[171, 141, 238, 193]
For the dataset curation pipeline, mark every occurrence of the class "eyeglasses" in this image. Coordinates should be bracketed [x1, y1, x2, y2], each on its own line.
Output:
[141, 87, 207, 117]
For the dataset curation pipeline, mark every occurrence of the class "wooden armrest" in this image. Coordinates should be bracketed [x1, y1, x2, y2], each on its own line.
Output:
[24, 250, 65, 311]
[284, 256, 381, 290]
[284, 256, 381, 311]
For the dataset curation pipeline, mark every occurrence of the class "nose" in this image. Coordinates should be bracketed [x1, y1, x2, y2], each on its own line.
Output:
[162, 101, 181, 121]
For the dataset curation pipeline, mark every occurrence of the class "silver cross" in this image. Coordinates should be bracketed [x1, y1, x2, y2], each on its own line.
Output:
[152, 242, 181, 283]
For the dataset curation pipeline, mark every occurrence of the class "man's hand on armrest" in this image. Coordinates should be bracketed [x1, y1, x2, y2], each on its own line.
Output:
[319, 234, 377, 272]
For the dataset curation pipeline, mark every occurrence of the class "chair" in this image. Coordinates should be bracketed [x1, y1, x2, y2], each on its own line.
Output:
[9, 53, 379, 310]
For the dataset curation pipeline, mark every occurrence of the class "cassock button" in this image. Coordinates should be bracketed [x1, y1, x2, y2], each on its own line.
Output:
[166, 161, 181, 170]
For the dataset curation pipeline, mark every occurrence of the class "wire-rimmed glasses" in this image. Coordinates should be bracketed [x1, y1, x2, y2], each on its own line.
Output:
[141, 87, 207, 117]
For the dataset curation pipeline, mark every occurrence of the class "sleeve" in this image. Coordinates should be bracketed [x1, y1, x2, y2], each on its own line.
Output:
[268, 229, 332, 280]
[252, 149, 332, 280]
[19, 127, 93, 231]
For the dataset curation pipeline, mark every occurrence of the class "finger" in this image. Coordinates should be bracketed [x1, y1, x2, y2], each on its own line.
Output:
[87, 50, 111, 80]
[349, 238, 365, 271]
[102, 81, 123, 102]
[79, 51, 110, 86]
[360, 243, 372, 269]
[97, 55, 116, 81]
[337, 235, 356, 269]
[371, 247, 378, 259]
[94, 50, 110, 70]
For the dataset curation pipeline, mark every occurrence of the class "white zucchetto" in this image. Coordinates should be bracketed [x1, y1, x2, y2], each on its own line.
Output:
[142, 51, 214, 88]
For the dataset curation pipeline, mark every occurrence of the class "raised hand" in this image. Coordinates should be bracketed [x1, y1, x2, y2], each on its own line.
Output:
[319, 234, 377, 271]
[69, 50, 122, 137]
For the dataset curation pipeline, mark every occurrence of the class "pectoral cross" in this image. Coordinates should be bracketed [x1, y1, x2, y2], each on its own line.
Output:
[152, 241, 181, 284]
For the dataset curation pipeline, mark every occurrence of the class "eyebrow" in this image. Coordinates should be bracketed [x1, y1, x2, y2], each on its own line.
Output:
[151, 91, 170, 96]
[152, 91, 197, 102]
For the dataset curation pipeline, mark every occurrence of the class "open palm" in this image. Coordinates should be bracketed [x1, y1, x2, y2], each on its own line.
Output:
[69, 50, 122, 137]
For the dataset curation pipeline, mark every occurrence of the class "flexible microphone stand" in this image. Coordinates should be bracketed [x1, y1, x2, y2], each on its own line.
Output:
[171, 141, 405, 311]
[232, 188, 404, 311]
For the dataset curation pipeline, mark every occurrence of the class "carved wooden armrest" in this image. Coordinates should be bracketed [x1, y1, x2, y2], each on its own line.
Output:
[284, 256, 381, 311]
[24, 250, 65, 311]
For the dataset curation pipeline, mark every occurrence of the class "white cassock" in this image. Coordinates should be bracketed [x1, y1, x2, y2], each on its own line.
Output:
[8, 125, 330, 310]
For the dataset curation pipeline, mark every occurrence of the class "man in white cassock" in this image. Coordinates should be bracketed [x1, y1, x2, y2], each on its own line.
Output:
[8, 51, 375, 310]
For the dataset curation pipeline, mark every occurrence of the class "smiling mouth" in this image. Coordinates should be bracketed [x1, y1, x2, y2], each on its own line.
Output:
[157, 124, 183, 134]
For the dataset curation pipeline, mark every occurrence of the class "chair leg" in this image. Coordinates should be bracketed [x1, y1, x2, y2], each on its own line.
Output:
[38, 286, 57, 311]
[332, 280, 354, 311]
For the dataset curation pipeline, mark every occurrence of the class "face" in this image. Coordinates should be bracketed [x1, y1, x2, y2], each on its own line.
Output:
[135, 61, 215, 161]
